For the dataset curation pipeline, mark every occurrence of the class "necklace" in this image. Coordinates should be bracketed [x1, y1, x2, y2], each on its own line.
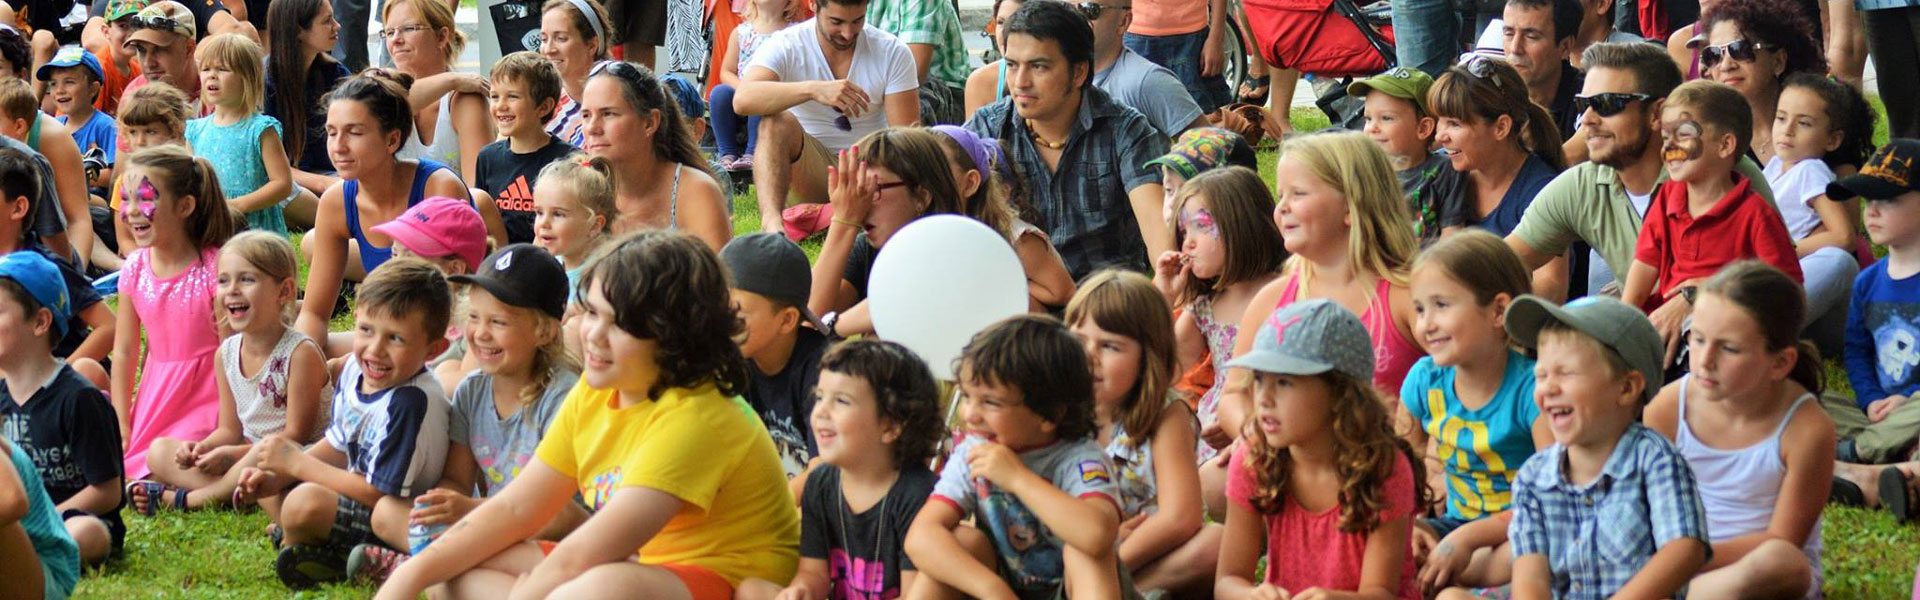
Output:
[1025, 119, 1067, 150]
[835, 470, 894, 590]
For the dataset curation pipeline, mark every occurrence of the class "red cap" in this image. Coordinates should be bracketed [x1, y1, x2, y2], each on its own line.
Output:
[371, 197, 488, 268]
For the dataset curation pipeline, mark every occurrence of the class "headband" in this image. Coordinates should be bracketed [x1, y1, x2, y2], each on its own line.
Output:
[931, 125, 996, 173]
[564, 0, 607, 51]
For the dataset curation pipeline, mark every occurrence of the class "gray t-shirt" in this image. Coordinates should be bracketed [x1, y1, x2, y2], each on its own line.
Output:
[1092, 49, 1204, 139]
[448, 367, 579, 496]
[931, 436, 1118, 592]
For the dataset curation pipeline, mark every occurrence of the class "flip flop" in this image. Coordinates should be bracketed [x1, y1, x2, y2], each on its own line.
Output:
[1880, 467, 1917, 523]
[1830, 475, 1867, 507]
[1238, 75, 1272, 106]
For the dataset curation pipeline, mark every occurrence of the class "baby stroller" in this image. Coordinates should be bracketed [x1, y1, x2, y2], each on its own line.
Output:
[1241, 0, 1395, 129]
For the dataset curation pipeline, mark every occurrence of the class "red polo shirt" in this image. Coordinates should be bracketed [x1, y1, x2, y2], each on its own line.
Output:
[1633, 174, 1803, 312]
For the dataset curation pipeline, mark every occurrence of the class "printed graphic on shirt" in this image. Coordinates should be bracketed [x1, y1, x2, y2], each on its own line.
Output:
[475, 439, 537, 490]
[586, 467, 622, 511]
[1, 414, 86, 490]
[497, 175, 535, 215]
[827, 548, 896, 600]
[765, 412, 812, 480]
[1425, 389, 1511, 518]
[1872, 304, 1920, 386]
[976, 480, 1066, 589]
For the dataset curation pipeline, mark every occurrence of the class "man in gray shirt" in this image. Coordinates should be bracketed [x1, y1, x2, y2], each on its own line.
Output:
[1083, 0, 1207, 137]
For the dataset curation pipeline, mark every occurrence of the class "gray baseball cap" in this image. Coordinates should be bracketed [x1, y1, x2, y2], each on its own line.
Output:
[1225, 299, 1374, 382]
[720, 232, 830, 334]
[1504, 295, 1663, 400]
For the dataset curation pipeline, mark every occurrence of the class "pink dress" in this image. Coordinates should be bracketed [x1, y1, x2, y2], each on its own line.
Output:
[119, 247, 222, 479]
[1276, 275, 1424, 394]
[1226, 445, 1420, 599]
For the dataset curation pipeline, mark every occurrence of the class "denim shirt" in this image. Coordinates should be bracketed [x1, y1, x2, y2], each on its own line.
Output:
[965, 86, 1168, 279]
[1509, 423, 1712, 599]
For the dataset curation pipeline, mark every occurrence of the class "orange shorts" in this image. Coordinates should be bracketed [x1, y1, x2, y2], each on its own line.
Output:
[533, 541, 733, 600]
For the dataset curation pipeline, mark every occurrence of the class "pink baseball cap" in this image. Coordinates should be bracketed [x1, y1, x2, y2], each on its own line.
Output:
[370, 197, 488, 268]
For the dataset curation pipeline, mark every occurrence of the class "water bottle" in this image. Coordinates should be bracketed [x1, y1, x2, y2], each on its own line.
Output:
[407, 498, 450, 555]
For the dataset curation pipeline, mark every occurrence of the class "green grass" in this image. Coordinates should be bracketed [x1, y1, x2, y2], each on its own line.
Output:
[73, 106, 1920, 598]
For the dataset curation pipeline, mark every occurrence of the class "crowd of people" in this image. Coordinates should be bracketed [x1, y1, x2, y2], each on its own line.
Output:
[0, 0, 1913, 596]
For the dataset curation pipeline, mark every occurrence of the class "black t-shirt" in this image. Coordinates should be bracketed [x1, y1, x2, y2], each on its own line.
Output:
[841, 233, 880, 300]
[15, 0, 88, 44]
[474, 136, 577, 245]
[264, 57, 350, 174]
[0, 365, 124, 537]
[1549, 63, 1585, 143]
[35, 247, 102, 360]
[799, 464, 937, 597]
[747, 326, 828, 480]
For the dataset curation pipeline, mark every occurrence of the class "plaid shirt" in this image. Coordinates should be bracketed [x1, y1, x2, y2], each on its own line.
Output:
[965, 87, 1168, 279]
[867, 0, 971, 86]
[1509, 423, 1711, 600]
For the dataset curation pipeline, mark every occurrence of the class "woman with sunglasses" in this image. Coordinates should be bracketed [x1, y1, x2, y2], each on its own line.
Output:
[540, 0, 615, 146]
[1427, 57, 1566, 245]
[580, 61, 732, 253]
[1685, 0, 1826, 166]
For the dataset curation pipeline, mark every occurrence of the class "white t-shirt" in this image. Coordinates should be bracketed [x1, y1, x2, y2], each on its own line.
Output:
[748, 21, 919, 151]
[1763, 156, 1836, 240]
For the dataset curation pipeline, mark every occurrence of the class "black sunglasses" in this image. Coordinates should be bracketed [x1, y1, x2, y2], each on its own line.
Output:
[1073, 1, 1131, 20]
[126, 14, 184, 32]
[1573, 92, 1653, 117]
[1458, 55, 1505, 90]
[1698, 39, 1775, 70]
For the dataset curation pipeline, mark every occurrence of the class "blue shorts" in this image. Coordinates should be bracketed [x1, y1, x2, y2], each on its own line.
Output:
[1125, 29, 1234, 113]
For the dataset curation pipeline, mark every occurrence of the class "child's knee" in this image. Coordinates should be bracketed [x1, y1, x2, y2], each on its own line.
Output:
[69, 358, 108, 390]
[732, 577, 782, 600]
[63, 515, 110, 563]
[280, 483, 338, 530]
[145, 438, 179, 464]
[1740, 538, 1813, 589]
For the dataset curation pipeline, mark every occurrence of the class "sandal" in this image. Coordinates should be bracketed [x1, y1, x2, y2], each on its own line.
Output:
[126, 480, 188, 516]
[1831, 475, 1867, 507]
[1880, 466, 1918, 523]
[1238, 75, 1272, 106]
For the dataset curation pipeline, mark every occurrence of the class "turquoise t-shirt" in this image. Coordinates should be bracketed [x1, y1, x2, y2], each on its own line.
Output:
[1399, 350, 1541, 520]
[7, 440, 80, 600]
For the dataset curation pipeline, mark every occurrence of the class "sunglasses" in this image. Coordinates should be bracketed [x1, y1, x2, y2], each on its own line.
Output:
[1698, 39, 1775, 70]
[1073, 1, 1131, 20]
[1573, 92, 1653, 117]
[1458, 55, 1505, 90]
[126, 14, 184, 32]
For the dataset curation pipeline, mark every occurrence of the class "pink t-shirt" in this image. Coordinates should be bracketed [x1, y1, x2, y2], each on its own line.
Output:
[1226, 445, 1420, 599]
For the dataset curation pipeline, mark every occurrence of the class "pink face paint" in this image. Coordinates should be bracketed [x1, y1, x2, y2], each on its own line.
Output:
[122, 176, 158, 221]
[1183, 207, 1220, 238]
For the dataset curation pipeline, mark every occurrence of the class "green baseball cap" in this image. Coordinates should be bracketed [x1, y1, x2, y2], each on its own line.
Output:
[1347, 67, 1435, 116]
[105, 0, 155, 21]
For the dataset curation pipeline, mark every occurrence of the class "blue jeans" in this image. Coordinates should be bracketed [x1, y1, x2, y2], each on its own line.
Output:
[1391, 0, 1460, 77]
[1125, 29, 1233, 113]
[707, 83, 758, 157]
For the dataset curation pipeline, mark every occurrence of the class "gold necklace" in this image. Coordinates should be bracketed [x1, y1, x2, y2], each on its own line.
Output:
[1025, 119, 1067, 150]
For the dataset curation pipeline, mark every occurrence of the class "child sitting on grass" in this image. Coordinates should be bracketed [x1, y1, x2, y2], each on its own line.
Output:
[1496, 295, 1710, 600]
[737, 339, 947, 600]
[1214, 300, 1426, 599]
[363, 196, 487, 393]
[373, 231, 799, 600]
[473, 52, 575, 247]
[0, 436, 80, 600]
[1349, 67, 1446, 242]
[129, 231, 330, 514]
[346, 244, 585, 583]
[905, 315, 1128, 600]
[104, 83, 191, 266]
[722, 232, 831, 487]
[184, 33, 293, 235]
[0, 250, 124, 567]
[235, 258, 453, 589]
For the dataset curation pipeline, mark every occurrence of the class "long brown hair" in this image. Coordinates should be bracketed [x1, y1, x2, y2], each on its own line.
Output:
[123, 146, 237, 250]
[267, 0, 338, 165]
[1244, 371, 1431, 532]
[1428, 58, 1567, 171]
[1172, 167, 1285, 306]
[1064, 270, 1181, 446]
[856, 128, 967, 226]
[1410, 230, 1530, 308]
[590, 62, 712, 177]
[1699, 261, 1825, 394]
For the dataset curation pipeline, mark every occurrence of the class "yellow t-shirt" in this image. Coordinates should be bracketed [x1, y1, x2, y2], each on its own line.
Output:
[533, 380, 800, 586]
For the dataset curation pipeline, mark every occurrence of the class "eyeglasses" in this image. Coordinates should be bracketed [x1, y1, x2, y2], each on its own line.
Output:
[1073, 1, 1131, 20]
[1573, 92, 1653, 117]
[126, 14, 184, 32]
[874, 180, 909, 192]
[377, 24, 431, 40]
[1698, 39, 1774, 70]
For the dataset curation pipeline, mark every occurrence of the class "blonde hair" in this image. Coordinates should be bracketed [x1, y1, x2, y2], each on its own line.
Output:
[1279, 131, 1417, 294]
[536, 153, 617, 237]
[488, 300, 578, 408]
[220, 230, 300, 325]
[195, 33, 266, 112]
[384, 0, 468, 60]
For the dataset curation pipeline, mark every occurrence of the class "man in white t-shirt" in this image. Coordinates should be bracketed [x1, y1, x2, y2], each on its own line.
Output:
[735, 0, 921, 236]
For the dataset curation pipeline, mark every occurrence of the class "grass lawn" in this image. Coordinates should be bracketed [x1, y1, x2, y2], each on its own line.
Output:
[71, 106, 1920, 598]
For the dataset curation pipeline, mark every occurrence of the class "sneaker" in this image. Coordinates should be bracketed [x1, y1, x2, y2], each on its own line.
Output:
[346, 543, 408, 584]
[276, 544, 348, 589]
[1838, 438, 1862, 464]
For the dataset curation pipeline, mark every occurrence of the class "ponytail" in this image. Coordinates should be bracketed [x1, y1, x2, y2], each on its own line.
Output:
[1517, 102, 1567, 171]
[1428, 58, 1567, 171]
[1788, 340, 1825, 396]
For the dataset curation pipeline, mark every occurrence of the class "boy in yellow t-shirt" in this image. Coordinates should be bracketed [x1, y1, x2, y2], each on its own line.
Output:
[371, 231, 799, 600]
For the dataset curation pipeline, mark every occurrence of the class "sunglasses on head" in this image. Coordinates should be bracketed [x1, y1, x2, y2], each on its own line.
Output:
[1698, 39, 1774, 70]
[1573, 92, 1653, 117]
[1072, 1, 1130, 20]
[126, 14, 184, 32]
[1458, 55, 1506, 90]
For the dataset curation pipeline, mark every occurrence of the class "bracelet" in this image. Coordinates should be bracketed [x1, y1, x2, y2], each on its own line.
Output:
[831, 217, 862, 228]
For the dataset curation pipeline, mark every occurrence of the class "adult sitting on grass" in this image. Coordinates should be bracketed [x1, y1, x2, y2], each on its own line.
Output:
[383, 0, 493, 188]
[539, 0, 615, 146]
[578, 62, 730, 253]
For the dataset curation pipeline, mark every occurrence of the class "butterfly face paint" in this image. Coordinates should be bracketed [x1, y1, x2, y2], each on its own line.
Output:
[1661, 117, 1705, 164]
[1182, 207, 1220, 239]
[122, 175, 159, 221]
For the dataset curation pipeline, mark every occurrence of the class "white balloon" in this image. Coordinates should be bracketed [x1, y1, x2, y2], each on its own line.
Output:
[868, 215, 1029, 380]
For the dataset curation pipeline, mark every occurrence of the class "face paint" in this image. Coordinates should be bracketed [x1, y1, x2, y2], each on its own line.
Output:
[1183, 207, 1220, 238]
[123, 176, 158, 220]
[1662, 119, 1704, 163]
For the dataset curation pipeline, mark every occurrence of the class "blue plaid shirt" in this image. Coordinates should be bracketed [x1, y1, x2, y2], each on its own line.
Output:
[1508, 423, 1711, 599]
[965, 86, 1168, 279]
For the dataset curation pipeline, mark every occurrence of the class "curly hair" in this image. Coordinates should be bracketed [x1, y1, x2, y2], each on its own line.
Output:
[1243, 371, 1431, 533]
[580, 230, 749, 400]
[957, 314, 1099, 442]
[1700, 0, 1826, 78]
[819, 339, 949, 468]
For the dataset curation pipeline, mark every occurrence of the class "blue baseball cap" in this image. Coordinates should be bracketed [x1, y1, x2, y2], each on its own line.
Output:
[36, 45, 102, 83]
[0, 251, 70, 339]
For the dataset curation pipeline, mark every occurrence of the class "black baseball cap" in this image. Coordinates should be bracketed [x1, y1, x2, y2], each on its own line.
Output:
[449, 244, 569, 320]
[1829, 139, 1920, 201]
[721, 232, 829, 333]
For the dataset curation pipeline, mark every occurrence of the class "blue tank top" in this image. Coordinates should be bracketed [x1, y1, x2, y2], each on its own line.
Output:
[342, 159, 464, 274]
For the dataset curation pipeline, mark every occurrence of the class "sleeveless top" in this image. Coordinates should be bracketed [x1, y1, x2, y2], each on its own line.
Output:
[1276, 274, 1423, 394]
[995, 60, 1007, 101]
[1104, 398, 1196, 518]
[1675, 377, 1823, 568]
[343, 159, 456, 275]
[1191, 294, 1238, 463]
[187, 113, 288, 234]
[399, 94, 463, 170]
[221, 328, 331, 444]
